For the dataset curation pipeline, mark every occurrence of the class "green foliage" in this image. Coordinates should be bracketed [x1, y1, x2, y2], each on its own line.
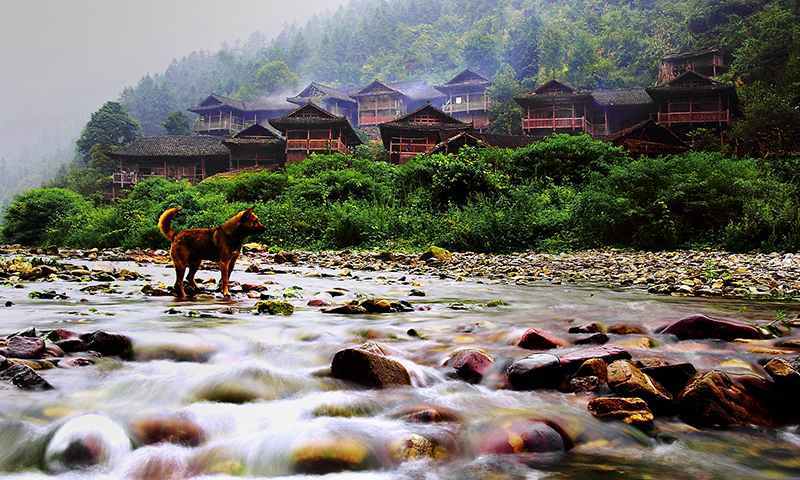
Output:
[508, 134, 629, 185]
[162, 111, 192, 135]
[487, 64, 525, 135]
[75, 102, 139, 161]
[1, 188, 91, 245]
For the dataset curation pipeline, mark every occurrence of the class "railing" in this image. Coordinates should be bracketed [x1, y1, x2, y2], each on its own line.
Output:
[112, 171, 203, 187]
[442, 97, 490, 114]
[657, 110, 730, 125]
[286, 139, 347, 152]
[389, 143, 435, 154]
[523, 116, 586, 130]
[193, 118, 255, 133]
[359, 114, 400, 126]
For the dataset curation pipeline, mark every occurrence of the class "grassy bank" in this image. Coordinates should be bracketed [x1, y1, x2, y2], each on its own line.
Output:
[2, 135, 799, 253]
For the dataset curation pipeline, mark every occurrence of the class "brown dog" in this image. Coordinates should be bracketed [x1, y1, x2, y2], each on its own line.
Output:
[158, 207, 266, 299]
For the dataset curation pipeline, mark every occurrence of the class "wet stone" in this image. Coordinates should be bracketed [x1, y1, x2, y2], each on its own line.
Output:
[607, 360, 672, 411]
[656, 314, 766, 341]
[588, 397, 654, 428]
[1, 336, 46, 359]
[574, 333, 610, 345]
[764, 358, 800, 391]
[575, 358, 608, 383]
[507, 354, 562, 390]
[558, 346, 631, 372]
[443, 347, 494, 384]
[0, 363, 54, 391]
[80, 331, 133, 360]
[568, 322, 607, 334]
[476, 419, 570, 455]
[607, 324, 648, 335]
[641, 362, 697, 396]
[677, 370, 773, 427]
[291, 437, 376, 475]
[130, 415, 206, 447]
[254, 300, 294, 316]
[394, 405, 461, 424]
[516, 328, 567, 350]
[331, 346, 412, 388]
[569, 376, 608, 393]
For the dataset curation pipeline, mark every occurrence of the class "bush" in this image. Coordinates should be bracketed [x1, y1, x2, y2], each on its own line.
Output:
[2, 188, 92, 245]
[508, 134, 629, 185]
[199, 170, 288, 203]
[573, 152, 797, 250]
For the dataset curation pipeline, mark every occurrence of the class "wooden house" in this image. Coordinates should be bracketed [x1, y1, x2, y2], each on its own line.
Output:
[222, 123, 286, 172]
[269, 102, 362, 163]
[287, 82, 358, 127]
[515, 80, 601, 137]
[435, 69, 492, 130]
[110, 136, 229, 197]
[607, 119, 688, 156]
[646, 70, 736, 133]
[590, 89, 655, 135]
[352, 80, 445, 127]
[378, 104, 472, 163]
[657, 47, 727, 85]
[189, 94, 295, 136]
[429, 131, 537, 155]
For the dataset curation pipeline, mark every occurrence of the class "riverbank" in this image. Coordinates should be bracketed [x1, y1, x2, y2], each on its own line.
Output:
[3, 244, 799, 300]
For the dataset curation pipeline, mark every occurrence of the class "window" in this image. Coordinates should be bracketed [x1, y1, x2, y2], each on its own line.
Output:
[455, 97, 463, 104]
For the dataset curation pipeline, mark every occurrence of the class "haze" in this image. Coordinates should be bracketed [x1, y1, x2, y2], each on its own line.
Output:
[0, 0, 348, 162]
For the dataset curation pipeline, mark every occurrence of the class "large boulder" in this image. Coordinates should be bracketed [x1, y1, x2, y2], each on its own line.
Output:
[656, 314, 765, 341]
[443, 347, 494, 384]
[45, 415, 132, 473]
[677, 370, 772, 427]
[331, 345, 411, 388]
[640, 362, 697, 396]
[607, 361, 672, 411]
[516, 328, 567, 350]
[507, 354, 562, 390]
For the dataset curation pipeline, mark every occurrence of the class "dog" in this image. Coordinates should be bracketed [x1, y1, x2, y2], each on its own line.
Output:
[158, 207, 265, 299]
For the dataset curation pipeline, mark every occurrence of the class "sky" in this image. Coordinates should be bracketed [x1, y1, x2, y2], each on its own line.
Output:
[0, 0, 349, 161]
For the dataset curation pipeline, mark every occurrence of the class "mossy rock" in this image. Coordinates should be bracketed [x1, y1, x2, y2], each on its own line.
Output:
[420, 246, 453, 262]
[254, 300, 294, 316]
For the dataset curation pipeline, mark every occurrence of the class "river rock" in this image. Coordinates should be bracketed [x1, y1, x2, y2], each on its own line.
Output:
[1, 336, 45, 359]
[443, 347, 494, 384]
[607, 324, 648, 335]
[507, 354, 562, 390]
[331, 346, 411, 388]
[45, 414, 132, 473]
[255, 300, 294, 316]
[290, 437, 376, 475]
[389, 433, 448, 462]
[476, 419, 569, 455]
[588, 397, 654, 428]
[607, 360, 672, 411]
[307, 293, 334, 307]
[420, 246, 453, 263]
[273, 251, 299, 264]
[677, 370, 772, 427]
[575, 358, 608, 383]
[130, 415, 206, 447]
[568, 322, 606, 334]
[394, 404, 461, 423]
[656, 314, 765, 341]
[80, 331, 133, 360]
[574, 333, 609, 345]
[764, 358, 800, 391]
[0, 363, 53, 390]
[640, 362, 697, 396]
[558, 346, 631, 372]
[516, 328, 567, 350]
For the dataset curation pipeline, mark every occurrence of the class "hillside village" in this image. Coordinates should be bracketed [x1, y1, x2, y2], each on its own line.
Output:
[110, 48, 734, 197]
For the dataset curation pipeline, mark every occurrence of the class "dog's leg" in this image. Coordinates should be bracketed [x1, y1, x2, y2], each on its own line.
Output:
[174, 264, 187, 299]
[219, 261, 231, 299]
[187, 260, 201, 292]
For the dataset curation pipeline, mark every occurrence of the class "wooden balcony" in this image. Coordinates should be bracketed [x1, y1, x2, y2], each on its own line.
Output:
[359, 114, 400, 126]
[443, 97, 489, 114]
[194, 118, 255, 133]
[286, 139, 348, 152]
[656, 110, 730, 125]
[523, 116, 586, 130]
[112, 170, 203, 187]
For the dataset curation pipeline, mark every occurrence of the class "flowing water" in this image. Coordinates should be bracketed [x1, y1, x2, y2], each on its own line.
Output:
[1, 256, 800, 479]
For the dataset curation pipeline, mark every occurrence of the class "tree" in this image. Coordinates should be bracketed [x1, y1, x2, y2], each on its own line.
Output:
[162, 111, 192, 135]
[505, 8, 542, 80]
[487, 64, 525, 135]
[76, 102, 139, 162]
[255, 60, 300, 95]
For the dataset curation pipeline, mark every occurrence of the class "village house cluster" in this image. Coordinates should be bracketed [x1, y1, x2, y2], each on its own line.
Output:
[111, 48, 735, 197]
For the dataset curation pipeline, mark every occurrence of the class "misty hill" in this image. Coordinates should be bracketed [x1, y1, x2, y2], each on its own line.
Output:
[120, 0, 768, 136]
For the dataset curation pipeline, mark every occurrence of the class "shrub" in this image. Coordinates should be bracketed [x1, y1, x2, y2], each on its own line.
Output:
[508, 134, 629, 185]
[199, 170, 288, 203]
[2, 188, 92, 245]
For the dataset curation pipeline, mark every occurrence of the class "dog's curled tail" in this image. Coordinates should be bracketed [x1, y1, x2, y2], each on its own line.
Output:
[158, 207, 182, 241]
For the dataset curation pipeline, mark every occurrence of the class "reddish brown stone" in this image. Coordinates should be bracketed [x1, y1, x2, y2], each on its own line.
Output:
[657, 314, 765, 341]
[588, 397, 654, 428]
[443, 347, 494, 384]
[677, 370, 772, 427]
[517, 328, 567, 350]
[331, 347, 411, 388]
